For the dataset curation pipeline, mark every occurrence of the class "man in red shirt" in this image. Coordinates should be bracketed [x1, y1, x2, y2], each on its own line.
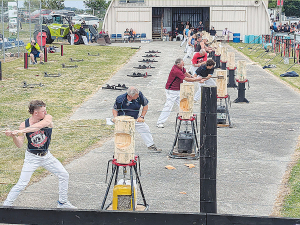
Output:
[189, 49, 207, 75]
[156, 58, 202, 128]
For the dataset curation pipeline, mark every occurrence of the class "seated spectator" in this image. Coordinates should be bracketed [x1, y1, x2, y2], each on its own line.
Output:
[197, 21, 204, 32]
[284, 24, 290, 32]
[79, 24, 89, 45]
[129, 28, 136, 42]
[25, 40, 44, 64]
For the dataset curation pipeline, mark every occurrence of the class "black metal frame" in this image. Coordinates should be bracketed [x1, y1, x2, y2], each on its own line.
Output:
[169, 114, 199, 160]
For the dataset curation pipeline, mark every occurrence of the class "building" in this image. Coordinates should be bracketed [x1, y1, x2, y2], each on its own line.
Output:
[102, 0, 271, 40]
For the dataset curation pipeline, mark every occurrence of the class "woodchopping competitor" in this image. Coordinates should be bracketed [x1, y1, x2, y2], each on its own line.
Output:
[2, 100, 76, 209]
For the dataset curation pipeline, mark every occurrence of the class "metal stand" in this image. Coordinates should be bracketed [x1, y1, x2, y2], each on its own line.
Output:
[234, 79, 249, 103]
[227, 67, 237, 88]
[217, 95, 232, 128]
[221, 61, 227, 70]
[101, 156, 149, 211]
[215, 55, 221, 68]
[169, 114, 199, 160]
[211, 50, 216, 61]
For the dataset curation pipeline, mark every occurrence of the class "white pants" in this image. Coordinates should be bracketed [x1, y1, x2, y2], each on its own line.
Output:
[194, 78, 216, 102]
[189, 65, 198, 75]
[180, 36, 187, 47]
[70, 34, 74, 45]
[82, 36, 89, 45]
[135, 122, 154, 147]
[177, 34, 183, 41]
[157, 89, 180, 125]
[3, 151, 69, 206]
[183, 45, 194, 61]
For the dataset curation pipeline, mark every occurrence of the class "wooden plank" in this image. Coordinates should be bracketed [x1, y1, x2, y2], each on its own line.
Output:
[114, 116, 135, 164]
[237, 60, 247, 81]
[221, 46, 227, 62]
[227, 52, 235, 69]
[216, 70, 227, 97]
[179, 83, 194, 120]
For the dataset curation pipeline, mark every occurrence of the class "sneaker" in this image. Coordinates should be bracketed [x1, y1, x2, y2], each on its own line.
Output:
[32, 61, 36, 65]
[157, 123, 164, 128]
[148, 144, 162, 152]
[40, 62, 44, 64]
[57, 201, 77, 209]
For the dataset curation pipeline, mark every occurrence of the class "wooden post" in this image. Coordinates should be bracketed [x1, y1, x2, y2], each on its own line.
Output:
[215, 45, 221, 56]
[237, 60, 247, 81]
[179, 83, 194, 119]
[24, 53, 28, 69]
[114, 116, 135, 164]
[227, 52, 235, 70]
[216, 70, 227, 97]
[200, 86, 217, 213]
[221, 47, 227, 62]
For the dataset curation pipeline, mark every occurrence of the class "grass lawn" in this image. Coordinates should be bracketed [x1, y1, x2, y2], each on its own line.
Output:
[230, 42, 300, 218]
[0, 42, 137, 201]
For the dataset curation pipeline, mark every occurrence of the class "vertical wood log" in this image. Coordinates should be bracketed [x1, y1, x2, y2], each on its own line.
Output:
[237, 60, 247, 81]
[114, 116, 135, 164]
[215, 45, 221, 56]
[179, 83, 194, 119]
[221, 47, 227, 62]
[216, 70, 227, 97]
[227, 52, 235, 69]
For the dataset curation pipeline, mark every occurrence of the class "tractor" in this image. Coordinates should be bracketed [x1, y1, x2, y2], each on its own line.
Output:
[34, 14, 86, 45]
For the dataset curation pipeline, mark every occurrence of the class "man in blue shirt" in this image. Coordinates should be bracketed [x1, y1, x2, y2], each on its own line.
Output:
[112, 87, 161, 152]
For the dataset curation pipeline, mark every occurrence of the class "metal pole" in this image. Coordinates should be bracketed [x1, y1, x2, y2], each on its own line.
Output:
[29, 0, 31, 41]
[40, 0, 42, 48]
[17, 0, 20, 57]
[200, 86, 217, 214]
[2, 0, 5, 62]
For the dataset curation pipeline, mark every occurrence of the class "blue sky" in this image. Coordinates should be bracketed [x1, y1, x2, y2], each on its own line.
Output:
[18, 1, 86, 9]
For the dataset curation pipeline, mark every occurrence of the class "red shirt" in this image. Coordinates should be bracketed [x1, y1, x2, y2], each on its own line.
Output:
[192, 52, 207, 65]
[165, 65, 186, 90]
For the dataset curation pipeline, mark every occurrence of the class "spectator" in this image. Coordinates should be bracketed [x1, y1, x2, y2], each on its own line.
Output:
[25, 40, 44, 65]
[197, 21, 204, 32]
[186, 21, 192, 29]
[209, 26, 217, 40]
[81, 20, 86, 25]
[124, 28, 130, 42]
[222, 28, 232, 41]
[177, 21, 184, 35]
[129, 28, 136, 42]
[297, 21, 300, 30]
[79, 24, 89, 45]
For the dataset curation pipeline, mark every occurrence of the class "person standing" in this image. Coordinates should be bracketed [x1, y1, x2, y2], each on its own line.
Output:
[25, 40, 44, 65]
[79, 24, 89, 45]
[193, 59, 216, 102]
[3, 100, 76, 209]
[180, 24, 190, 48]
[189, 49, 207, 75]
[209, 26, 217, 40]
[113, 87, 161, 152]
[222, 28, 232, 42]
[197, 21, 204, 32]
[183, 33, 196, 61]
[157, 58, 202, 128]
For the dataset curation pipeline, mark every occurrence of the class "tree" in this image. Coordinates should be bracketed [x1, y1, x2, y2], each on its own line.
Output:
[268, 0, 300, 17]
[24, 0, 64, 10]
[83, 0, 109, 17]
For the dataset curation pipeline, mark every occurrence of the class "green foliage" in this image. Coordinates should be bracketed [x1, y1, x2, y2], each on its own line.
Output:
[269, 0, 300, 17]
[23, 0, 64, 10]
[83, 0, 109, 17]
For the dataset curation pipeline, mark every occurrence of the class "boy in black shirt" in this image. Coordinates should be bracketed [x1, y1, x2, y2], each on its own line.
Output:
[194, 59, 216, 102]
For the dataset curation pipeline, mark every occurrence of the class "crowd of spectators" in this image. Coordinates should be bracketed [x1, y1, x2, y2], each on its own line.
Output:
[270, 21, 300, 34]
